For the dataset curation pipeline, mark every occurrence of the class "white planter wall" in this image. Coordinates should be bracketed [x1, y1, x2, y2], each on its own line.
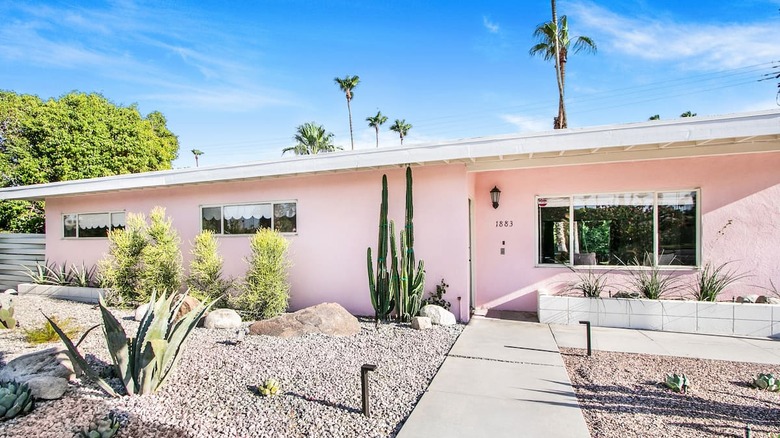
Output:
[17, 283, 104, 303]
[538, 295, 780, 338]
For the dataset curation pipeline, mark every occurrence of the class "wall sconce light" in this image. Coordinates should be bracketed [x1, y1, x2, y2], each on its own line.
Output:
[490, 186, 501, 209]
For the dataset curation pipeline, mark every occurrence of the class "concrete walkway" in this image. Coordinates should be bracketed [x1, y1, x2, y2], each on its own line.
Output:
[398, 316, 780, 437]
[398, 317, 590, 438]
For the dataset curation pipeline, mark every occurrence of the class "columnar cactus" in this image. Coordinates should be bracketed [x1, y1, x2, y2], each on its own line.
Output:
[0, 380, 34, 421]
[394, 167, 425, 322]
[367, 175, 395, 326]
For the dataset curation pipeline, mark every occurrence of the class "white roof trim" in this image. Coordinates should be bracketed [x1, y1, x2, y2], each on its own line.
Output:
[2, 109, 779, 201]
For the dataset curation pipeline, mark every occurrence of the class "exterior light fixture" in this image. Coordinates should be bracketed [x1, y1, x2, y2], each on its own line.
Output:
[490, 186, 501, 209]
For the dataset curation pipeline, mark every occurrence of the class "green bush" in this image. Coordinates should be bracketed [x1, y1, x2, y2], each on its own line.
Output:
[99, 207, 183, 304]
[234, 229, 291, 320]
[187, 231, 232, 307]
[24, 316, 80, 344]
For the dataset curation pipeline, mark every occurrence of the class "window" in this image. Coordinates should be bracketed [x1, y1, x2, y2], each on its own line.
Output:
[63, 212, 125, 238]
[201, 202, 297, 234]
[537, 190, 698, 267]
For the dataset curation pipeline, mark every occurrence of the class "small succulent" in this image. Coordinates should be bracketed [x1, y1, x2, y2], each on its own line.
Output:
[664, 373, 690, 393]
[257, 378, 280, 397]
[0, 302, 17, 329]
[752, 373, 780, 392]
[77, 413, 121, 438]
[0, 380, 35, 421]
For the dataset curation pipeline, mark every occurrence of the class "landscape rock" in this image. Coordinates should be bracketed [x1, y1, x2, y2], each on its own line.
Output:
[25, 376, 68, 400]
[766, 297, 780, 305]
[134, 303, 150, 321]
[249, 303, 360, 337]
[175, 296, 202, 322]
[0, 347, 75, 383]
[3, 288, 16, 295]
[736, 295, 760, 303]
[419, 305, 457, 326]
[411, 316, 432, 330]
[613, 291, 641, 299]
[755, 295, 768, 304]
[204, 308, 242, 329]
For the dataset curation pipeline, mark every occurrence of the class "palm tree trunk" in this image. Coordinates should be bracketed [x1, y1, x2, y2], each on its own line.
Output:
[347, 97, 355, 150]
[375, 126, 379, 148]
[558, 57, 567, 128]
[400, 134, 404, 146]
[195, 156, 199, 167]
[551, 0, 565, 129]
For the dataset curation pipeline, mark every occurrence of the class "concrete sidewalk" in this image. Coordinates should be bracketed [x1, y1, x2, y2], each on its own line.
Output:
[398, 317, 590, 438]
[550, 323, 780, 364]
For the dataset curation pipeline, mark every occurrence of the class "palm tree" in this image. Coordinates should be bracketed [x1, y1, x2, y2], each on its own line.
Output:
[389, 119, 412, 146]
[282, 122, 342, 155]
[334, 75, 360, 150]
[191, 149, 204, 167]
[529, 2, 596, 129]
[366, 111, 388, 148]
[680, 111, 697, 118]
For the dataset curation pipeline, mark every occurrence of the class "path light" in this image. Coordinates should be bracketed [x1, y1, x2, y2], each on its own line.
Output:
[490, 186, 501, 209]
[361, 364, 377, 417]
[579, 320, 592, 356]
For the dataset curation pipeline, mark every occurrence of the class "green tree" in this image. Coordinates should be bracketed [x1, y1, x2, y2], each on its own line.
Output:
[234, 229, 291, 320]
[366, 111, 388, 148]
[334, 75, 360, 150]
[191, 149, 204, 167]
[389, 119, 412, 145]
[529, 2, 597, 129]
[680, 111, 697, 117]
[282, 122, 342, 155]
[0, 91, 179, 233]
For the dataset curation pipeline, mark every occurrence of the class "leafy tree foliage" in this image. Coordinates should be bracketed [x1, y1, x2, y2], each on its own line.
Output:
[389, 119, 412, 145]
[366, 111, 388, 148]
[0, 91, 179, 232]
[282, 122, 342, 155]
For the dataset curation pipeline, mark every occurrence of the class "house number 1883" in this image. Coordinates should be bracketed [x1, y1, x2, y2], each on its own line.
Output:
[495, 220, 514, 227]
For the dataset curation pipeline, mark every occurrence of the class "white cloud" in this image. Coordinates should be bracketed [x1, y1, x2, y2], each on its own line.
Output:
[500, 114, 550, 133]
[482, 16, 500, 34]
[566, 1, 780, 70]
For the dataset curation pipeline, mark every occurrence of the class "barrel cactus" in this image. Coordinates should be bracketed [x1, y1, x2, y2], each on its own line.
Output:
[0, 380, 34, 421]
[77, 413, 121, 438]
[752, 373, 779, 392]
[664, 373, 690, 393]
[257, 378, 280, 397]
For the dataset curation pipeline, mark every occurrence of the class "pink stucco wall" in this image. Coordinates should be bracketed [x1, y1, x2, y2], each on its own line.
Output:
[473, 152, 780, 312]
[44, 165, 472, 317]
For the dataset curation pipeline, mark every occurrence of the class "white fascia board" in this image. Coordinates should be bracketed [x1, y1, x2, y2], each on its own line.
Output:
[2, 109, 778, 201]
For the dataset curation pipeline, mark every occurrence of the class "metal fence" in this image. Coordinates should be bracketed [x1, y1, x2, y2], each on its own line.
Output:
[0, 233, 45, 291]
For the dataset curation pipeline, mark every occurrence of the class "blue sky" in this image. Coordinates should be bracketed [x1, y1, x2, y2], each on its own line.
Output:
[1, 0, 778, 168]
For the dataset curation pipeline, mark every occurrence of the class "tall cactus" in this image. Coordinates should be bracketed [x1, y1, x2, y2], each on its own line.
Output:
[394, 167, 426, 321]
[367, 175, 395, 326]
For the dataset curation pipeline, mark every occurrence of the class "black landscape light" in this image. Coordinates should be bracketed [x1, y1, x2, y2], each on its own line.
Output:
[361, 364, 377, 417]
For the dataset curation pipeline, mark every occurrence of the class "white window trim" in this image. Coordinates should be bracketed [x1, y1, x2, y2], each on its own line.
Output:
[534, 189, 701, 270]
[199, 200, 298, 236]
[62, 211, 126, 239]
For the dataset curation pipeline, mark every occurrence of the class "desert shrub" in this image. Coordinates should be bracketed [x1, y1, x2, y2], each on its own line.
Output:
[692, 261, 748, 302]
[99, 207, 183, 304]
[187, 230, 232, 307]
[566, 266, 610, 298]
[25, 316, 80, 344]
[234, 229, 291, 320]
[623, 254, 681, 299]
[422, 278, 451, 310]
[139, 207, 183, 298]
[99, 213, 148, 304]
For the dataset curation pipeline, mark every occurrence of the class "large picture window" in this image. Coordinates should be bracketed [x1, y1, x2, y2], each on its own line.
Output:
[201, 201, 297, 234]
[537, 190, 698, 267]
[63, 212, 125, 238]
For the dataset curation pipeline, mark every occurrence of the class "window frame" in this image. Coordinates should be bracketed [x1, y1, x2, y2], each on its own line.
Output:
[199, 200, 298, 236]
[62, 211, 126, 239]
[535, 189, 700, 269]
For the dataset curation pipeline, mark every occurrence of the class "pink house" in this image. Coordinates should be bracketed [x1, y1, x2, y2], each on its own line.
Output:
[2, 110, 779, 321]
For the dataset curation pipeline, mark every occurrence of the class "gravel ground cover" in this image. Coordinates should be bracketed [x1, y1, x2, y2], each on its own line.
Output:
[561, 347, 780, 438]
[0, 295, 462, 437]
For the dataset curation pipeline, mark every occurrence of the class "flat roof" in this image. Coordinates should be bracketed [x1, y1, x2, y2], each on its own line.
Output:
[2, 109, 779, 201]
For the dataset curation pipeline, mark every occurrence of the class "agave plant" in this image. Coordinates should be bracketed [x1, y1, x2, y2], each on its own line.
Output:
[0, 380, 34, 421]
[69, 263, 98, 288]
[77, 412, 121, 438]
[664, 373, 690, 393]
[47, 291, 211, 397]
[22, 262, 49, 285]
[256, 378, 280, 397]
[752, 373, 779, 392]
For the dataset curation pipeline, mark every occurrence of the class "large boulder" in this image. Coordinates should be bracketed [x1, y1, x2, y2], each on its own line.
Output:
[0, 347, 76, 383]
[411, 316, 432, 330]
[203, 308, 242, 329]
[134, 303, 150, 321]
[175, 296, 202, 322]
[249, 303, 360, 337]
[419, 305, 457, 326]
[25, 376, 68, 400]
